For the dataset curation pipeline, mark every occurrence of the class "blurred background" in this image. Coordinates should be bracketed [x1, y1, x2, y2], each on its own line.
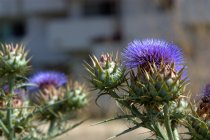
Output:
[0, 0, 210, 139]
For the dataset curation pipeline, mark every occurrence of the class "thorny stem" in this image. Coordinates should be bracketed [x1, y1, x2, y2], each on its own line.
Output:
[0, 119, 9, 135]
[48, 120, 57, 137]
[163, 104, 175, 140]
[108, 90, 143, 118]
[108, 90, 168, 139]
[153, 122, 168, 140]
[7, 77, 15, 140]
[172, 127, 180, 140]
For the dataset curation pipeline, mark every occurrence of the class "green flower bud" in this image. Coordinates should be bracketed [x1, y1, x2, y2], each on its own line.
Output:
[65, 82, 88, 109]
[0, 44, 30, 77]
[84, 53, 125, 91]
[169, 98, 189, 120]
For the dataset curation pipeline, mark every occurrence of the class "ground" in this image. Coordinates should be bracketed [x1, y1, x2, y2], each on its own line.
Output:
[56, 120, 153, 140]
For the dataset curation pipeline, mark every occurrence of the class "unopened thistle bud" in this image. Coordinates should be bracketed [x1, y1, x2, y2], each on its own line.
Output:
[123, 39, 187, 105]
[84, 53, 125, 91]
[0, 89, 30, 134]
[0, 94, 28, 135]
[0, 44, 30, 77]
[65, 82, 87, 109]
[0, 96, 23, 109]
[169, 98, 189, 120]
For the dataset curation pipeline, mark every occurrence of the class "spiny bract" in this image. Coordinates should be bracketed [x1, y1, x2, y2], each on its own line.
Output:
[129, 62, 187, 105]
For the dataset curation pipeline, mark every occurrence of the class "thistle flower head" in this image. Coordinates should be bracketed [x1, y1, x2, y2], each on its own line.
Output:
[28, 71, 67, 91]
[84, 53, 125, 91]
[29, 81, 87, 121]
[28, 71, 67, 106]
[123, 39, 188, 106]
[197, 84, 210, 122]
[0, 44, 30, 76]
[122, 39, 184, 74]
[28, 71, 87, 112]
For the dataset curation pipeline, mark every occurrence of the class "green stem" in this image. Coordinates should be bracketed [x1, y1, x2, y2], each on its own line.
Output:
[153, 122, 168, 140]
[45, 120, 85, 140]
[109, 90, 162, 138]
[0, 119, 9, 135]
[172, 127, 179, 140]
[163, 105, 174, 140]
[108, 91, 143, 118]
[48, 120, 57, 137]
[108, 91, 171, 140]
[7, 77, 15, 140]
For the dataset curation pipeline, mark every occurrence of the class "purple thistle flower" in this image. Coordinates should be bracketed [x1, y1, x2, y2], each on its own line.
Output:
[28, 71, 67, 91]
[122, 39, 185, 74]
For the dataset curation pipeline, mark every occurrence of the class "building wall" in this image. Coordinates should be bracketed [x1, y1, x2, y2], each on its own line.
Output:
[0, 0, 210, 104]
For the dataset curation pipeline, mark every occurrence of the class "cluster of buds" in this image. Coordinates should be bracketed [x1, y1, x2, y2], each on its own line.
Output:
[28, 71, 88, 121]
[84, 39, 191, 140]
[0, 44, 30, 77]
[84, 53, 125, 91]
[0, 43, 88, 140]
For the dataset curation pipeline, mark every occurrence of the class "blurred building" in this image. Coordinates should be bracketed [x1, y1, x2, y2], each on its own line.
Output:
[0, 0, 210, 101]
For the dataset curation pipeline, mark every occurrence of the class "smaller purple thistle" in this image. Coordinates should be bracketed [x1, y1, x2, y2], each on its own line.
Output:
[201, 84, 210, 103]
[197, 84, 210, 122]
[2, 85, 27, 101]
[122, 39, 185, 73]
[28, 71, 67, 91]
